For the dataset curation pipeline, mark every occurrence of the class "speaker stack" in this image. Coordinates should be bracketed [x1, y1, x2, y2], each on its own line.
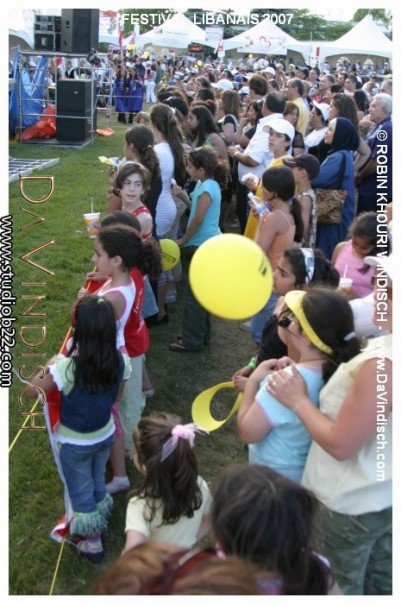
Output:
[34, 15, 61, 51]
[56, 80, 97, 142]
[60, 9, 100, 54]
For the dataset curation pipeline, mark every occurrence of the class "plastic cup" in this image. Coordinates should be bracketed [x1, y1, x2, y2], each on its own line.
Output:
[339, 277, 353, 294]
[83, 212, 101, 238]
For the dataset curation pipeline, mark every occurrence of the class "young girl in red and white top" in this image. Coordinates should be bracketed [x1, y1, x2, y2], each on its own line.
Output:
[78, 223, 162, 493]
[99, 212, 162, 493]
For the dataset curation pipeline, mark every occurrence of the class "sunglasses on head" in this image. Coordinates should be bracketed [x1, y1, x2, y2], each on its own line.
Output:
[277, 309, 300, 328]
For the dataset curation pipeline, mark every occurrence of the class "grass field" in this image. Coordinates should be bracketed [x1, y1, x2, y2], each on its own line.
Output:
[9, 111, 255, 595]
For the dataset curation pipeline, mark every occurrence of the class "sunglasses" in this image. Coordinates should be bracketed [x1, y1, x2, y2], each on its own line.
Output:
[277, 310, 300, 328]
[137, 547, 216, 595]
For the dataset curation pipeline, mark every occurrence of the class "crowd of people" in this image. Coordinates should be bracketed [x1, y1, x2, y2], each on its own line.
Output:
[26, 53, 392, 595]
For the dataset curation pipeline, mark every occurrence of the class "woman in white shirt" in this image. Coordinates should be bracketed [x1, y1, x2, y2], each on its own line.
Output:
[150, 104, 186, 322]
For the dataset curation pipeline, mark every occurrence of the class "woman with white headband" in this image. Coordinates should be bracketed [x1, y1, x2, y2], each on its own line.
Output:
[267, 255, 393, 595]
[237, 287, 360, 484]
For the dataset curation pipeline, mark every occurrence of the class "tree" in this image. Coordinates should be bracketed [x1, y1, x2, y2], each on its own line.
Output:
[249, 8, 353, 41]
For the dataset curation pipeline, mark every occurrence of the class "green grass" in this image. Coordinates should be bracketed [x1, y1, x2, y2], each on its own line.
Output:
[9, 112, 255, 595]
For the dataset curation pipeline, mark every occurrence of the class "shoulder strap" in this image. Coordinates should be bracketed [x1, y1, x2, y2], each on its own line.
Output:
[335, 151, 347, 189]
[275, 210, 293, 228]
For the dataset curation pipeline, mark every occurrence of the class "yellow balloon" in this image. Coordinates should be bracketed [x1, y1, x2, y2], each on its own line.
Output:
[160, 239, 180, 271]
[197, 60, 203, 67]
[192, 382, 242, 432]
[189, 234, 273, 320]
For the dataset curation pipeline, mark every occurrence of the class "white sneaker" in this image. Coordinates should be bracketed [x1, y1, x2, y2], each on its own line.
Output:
[105, 476, 130, 494]
[239, 320, 252, 332]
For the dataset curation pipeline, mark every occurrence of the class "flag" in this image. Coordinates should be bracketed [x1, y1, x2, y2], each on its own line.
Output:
[215, 37, 223, 54]
[118, 14, 124, 48]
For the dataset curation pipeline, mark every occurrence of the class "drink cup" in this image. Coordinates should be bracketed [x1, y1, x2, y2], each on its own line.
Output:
[83, 212, 101, 238]
[339, 277, 353, 294]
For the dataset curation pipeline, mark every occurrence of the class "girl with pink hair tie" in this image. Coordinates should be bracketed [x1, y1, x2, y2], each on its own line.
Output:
[123, 412, 211, 554]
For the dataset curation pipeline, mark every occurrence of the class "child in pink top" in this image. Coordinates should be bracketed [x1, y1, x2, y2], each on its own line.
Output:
[332, 212, 389, 299]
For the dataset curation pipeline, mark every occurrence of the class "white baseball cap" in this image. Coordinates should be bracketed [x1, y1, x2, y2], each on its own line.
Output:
[268, 118, 295, 141]
[212, 78, 234, 91]
[312, 100, 329, 122]
[264, 66, 276, 76]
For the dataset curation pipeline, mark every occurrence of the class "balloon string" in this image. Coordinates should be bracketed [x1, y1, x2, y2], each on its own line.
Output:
[49, 538, 67, 595]
[8, 398, 42, 453]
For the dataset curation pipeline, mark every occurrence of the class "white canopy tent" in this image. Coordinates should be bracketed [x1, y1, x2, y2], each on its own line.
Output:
[223, 16, 310, 59]
[317, 15, 392, 64]
[136, 12, 215, 50]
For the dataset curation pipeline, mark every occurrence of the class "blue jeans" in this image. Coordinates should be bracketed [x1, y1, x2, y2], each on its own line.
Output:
[251, 292, 279, 344]
[59, 433, 114, 515]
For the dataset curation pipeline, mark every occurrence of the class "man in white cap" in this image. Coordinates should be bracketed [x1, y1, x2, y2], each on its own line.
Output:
[227, 91, 286, 232]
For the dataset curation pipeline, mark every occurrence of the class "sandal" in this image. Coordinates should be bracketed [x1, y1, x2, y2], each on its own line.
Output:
[168, 341, 200, 353]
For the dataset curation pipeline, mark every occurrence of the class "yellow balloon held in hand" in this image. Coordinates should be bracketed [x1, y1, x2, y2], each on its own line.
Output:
[189, 234, 273, 320]
[197, 60, 203, 67]
[160, 239, 180, 271]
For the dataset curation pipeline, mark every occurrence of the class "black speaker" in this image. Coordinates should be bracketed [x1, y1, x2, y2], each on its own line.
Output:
[60, 9, 99, 54]
[34, 32, 61, 51]
[56, 80, 97, 142]
[34, 16, 61, 33]
[56, 80, 93, 113]
[56, 114, 96, 142]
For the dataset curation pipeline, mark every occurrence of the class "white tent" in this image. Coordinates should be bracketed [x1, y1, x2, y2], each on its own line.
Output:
[223, 16, 309, 59]
[136, 12, 215, 49]
[318, 15, 392, 63]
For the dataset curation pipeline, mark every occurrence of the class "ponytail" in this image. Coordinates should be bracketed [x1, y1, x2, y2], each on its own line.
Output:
[323, 333, 360, 383]
[150, 104, 186, 186]
[284, 550, 334, 595]
[98, 225, 162, 278]
[125, 125, 161, 182]
[138, 238, 163, 280]
[139, 146, 161, 182]
[213, 161, 229, 189]
[290, 198, 304, 243]
[301, 288, 361, 383]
